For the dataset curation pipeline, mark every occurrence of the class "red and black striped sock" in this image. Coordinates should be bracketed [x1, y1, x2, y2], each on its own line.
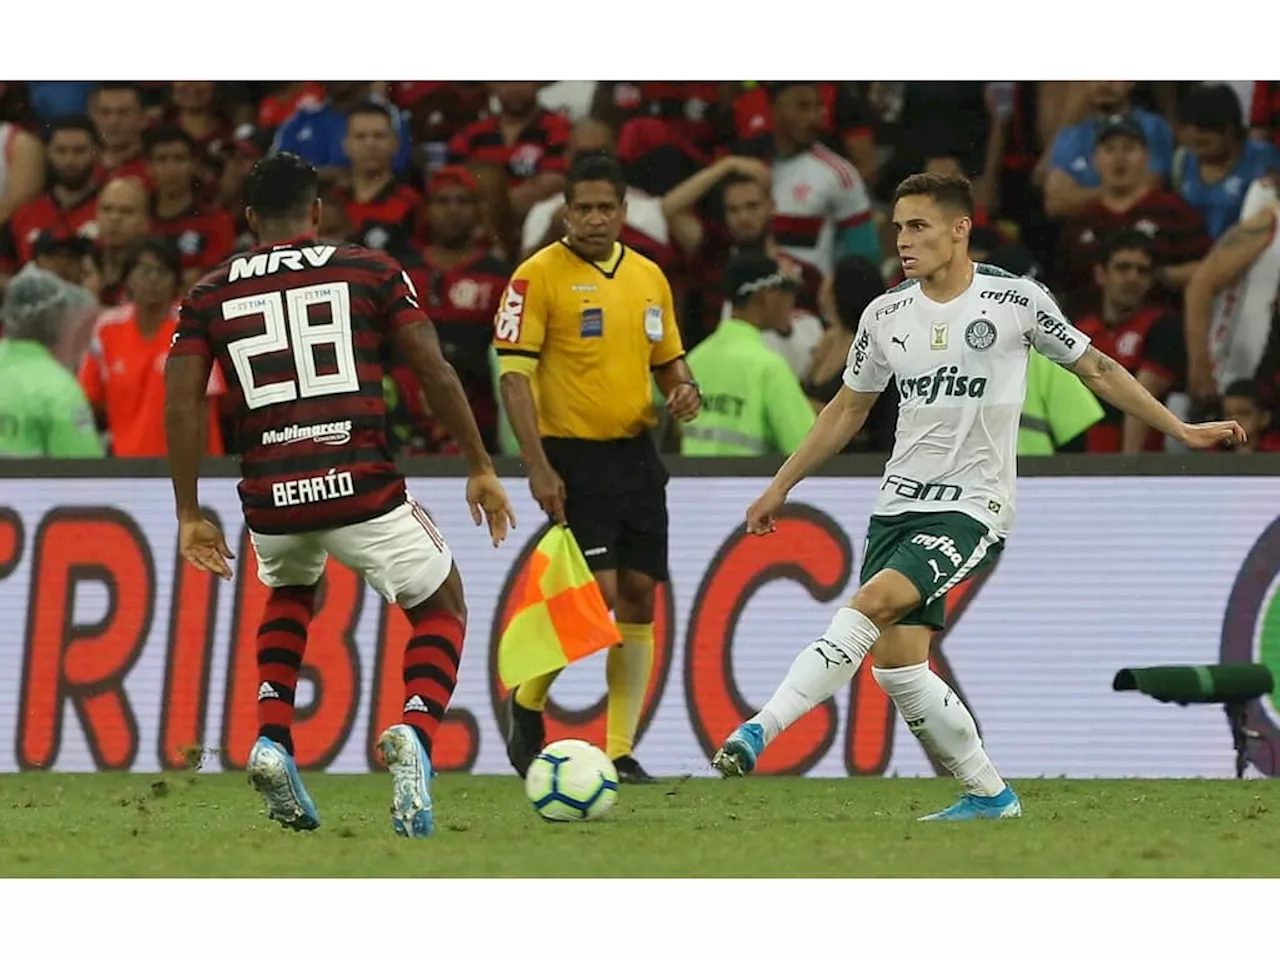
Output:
[256, 584, 319, 756]
[401, 609, 465, 758]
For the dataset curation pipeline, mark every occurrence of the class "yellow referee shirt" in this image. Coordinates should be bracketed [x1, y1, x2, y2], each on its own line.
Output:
[494, 239, 685, 440]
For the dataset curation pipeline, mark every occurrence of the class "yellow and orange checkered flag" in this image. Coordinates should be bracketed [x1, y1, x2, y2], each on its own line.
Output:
[497, 524, 621, 689]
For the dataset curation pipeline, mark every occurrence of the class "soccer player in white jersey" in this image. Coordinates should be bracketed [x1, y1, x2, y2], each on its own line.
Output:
[711, 172, 1245, 821]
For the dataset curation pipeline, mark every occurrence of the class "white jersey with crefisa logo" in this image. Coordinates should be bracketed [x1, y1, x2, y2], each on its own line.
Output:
[843, 264, 1092, 537]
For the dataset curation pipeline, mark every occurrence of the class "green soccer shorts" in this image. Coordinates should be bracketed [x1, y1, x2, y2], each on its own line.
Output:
[860, 511, 1005, 630]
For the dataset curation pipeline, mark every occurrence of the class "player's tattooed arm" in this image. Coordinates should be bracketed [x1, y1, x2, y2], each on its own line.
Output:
[1067, 345, 1192, 442]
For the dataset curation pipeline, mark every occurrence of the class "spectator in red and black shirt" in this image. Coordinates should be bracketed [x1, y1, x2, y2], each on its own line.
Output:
[1055, 114, 1209, 316]
[447, 82, 570, 222]
[217, 124, 275, 253]
[0, 116, 101, 288]
[89, 82, 149, 185]
[1072, 230, 1185, 453]
[94, 176, 150, 306]
[592, 81, 728, 163]
[327, 102, 422, 256]
[144, 125, 234, 287]
[167, 81, 234, 157]
[732, 81, 879, 190]
[398, 166, 511, 452]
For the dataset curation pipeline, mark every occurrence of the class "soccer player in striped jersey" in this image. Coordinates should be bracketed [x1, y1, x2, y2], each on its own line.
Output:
[166, 152, 517, 838]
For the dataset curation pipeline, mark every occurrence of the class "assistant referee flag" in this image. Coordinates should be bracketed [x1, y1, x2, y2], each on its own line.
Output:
[498, 525, 621, 688]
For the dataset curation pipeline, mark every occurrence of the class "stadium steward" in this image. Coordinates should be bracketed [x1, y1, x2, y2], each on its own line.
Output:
[682, 252, 816, 456]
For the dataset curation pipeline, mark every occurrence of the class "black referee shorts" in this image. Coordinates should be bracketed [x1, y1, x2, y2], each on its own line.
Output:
[541, 434, 669, 583]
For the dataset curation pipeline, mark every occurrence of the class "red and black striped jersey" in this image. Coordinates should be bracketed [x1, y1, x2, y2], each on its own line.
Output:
[328, 180, 423, 255]
[728, 133, 872, 277]
[0, 188, 100, 273]
[150, 203, 236, 275]
[172, 238, 428, 534]
[446, 110, 571, 186]
[1055, 190, 1211, 315]
[400, 247, 511, 449]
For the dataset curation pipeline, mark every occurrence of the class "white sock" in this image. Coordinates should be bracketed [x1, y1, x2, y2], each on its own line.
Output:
[872, 662, 1006, 798]
[749, 608, 880, 745]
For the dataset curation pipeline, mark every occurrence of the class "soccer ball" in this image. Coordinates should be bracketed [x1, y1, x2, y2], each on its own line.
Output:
[524, 739, 619, 822]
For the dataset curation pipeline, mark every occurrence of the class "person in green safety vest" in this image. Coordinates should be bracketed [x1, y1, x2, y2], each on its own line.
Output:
[1018, 348, 1105, 454]
[681, 253, 816, 456]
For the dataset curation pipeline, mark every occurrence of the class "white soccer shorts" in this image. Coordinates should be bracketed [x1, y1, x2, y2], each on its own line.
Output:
[249, 498, 454, 609]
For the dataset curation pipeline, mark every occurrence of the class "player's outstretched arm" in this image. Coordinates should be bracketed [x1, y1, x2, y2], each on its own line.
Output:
[1066, 345, 1247, 450]
[747, 386, 876, 535]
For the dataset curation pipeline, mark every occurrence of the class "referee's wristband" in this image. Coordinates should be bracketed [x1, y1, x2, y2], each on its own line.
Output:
[680, 379, 702, 398]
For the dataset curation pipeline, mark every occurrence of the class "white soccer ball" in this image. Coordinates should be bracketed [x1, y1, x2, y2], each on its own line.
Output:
[524, 739, 619, 822]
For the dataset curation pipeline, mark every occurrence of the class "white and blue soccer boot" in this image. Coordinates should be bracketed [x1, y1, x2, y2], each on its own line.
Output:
[246, 736, 321, 831]
[918, 785, 1022, 821]
[376, 724, 435, 838]
[711, 722, 766, 777]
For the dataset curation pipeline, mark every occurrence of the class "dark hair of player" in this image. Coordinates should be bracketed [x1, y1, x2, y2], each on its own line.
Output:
[564, 151, 626, 204]
[143, 124, 198, 157]
[92, 81, 142, 104]
[44, 114, 101, 147]
[123, 234, 182, 281]
[893, 172, 975, 218]
[347, 100, 394, 127]
[243, 152, 319, 223]
[832, 254, 886, 333]
[1098, 228, 1155, 266]
[1178, 84, 1243, 136]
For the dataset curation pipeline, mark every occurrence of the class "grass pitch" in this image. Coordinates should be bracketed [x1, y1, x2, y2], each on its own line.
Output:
[0, 773, 1276, 877]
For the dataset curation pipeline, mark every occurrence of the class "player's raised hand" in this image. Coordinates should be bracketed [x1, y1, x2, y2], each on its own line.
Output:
[746, 485, 787, 536]
[179, 517, 234, 580]
[467, 472, 518, 547]
[1179, 419, 1248, 450]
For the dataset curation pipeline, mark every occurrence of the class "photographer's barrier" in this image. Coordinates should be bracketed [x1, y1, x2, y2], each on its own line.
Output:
[1, 458, 1278, 777]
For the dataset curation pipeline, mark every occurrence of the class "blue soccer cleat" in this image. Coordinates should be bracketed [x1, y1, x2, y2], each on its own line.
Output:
[918, 785, 1022, 821]
[246, 736, 321, 831]
[711, 722, 766, 777]
[376, 724, 435, 838]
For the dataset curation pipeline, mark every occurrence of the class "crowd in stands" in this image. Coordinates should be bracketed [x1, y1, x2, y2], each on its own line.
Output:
[1, 80, 1278, 459]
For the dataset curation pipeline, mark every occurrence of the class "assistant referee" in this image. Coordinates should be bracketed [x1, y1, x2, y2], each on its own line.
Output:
[494, 152, 701, 784]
